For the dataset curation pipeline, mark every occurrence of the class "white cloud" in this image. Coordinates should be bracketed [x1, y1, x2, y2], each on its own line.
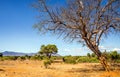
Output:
[60, 45, 120, 56]
[99, 46, 105, 49]
[64, 47, 88, 52]
[99, 46, 108, 51]
[64, 49, 71, 52]
[61, 47, 91, 56]
[99, 45, 116, 51]
[99, 45, 120, 52]
[112, 48, 120, 51]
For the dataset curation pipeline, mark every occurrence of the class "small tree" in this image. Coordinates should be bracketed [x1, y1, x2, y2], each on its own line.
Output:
[87, 53, 91, 58]
[39, 44, 58, 58]
[91, 53, 96, 57]
[110, 51, 119, 63]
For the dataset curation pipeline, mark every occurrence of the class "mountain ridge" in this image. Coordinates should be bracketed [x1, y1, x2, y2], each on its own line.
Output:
[2, 51, 36, 56]
[1, 51, 61, 56]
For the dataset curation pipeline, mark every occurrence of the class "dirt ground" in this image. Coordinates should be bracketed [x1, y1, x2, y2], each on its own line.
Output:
[0, 60, 120, 77]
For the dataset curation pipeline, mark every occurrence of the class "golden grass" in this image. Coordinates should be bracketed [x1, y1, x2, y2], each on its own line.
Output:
[99, 71, 120, 77]
[0, 60, 120, 77]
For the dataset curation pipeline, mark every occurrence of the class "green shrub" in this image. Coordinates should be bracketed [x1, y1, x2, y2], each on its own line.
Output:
[89, 57, 99, 63]
[1, 56, 18, 60]
[30, 55, 42, 60]
[24, 55, 31, 59]
[1, 56, 9, 60]
[17, 56, 26, 60]
[76, 57, 99, 63]
[63, 56, 77, 64]
[10, 56, 18, 60]
[76, 57, 89, 63]
[43, 60, 52, 68]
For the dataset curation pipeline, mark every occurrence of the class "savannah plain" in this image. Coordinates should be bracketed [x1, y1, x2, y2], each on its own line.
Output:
[0, 60, 120, 77]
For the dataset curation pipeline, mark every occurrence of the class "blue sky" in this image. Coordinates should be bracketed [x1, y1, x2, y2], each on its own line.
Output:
[0, 0, 120, 56]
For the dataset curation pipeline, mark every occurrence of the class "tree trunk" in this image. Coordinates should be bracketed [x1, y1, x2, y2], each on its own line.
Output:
[92, 49, 110, 71]
[84, 39, 110, 71]
[99, 55, 110, 71]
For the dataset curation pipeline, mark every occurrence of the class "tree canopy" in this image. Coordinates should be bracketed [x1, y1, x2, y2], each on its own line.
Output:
[38, 44, 58, 58]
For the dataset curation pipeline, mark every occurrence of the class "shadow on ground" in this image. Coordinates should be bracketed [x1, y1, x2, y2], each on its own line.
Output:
[67, 64, 120, 73]
[0, 69, 5, 71]
[67, 68, 105, 73]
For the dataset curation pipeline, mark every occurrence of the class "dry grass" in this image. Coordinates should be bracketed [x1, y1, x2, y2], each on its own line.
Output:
[0, 60, 120, 77]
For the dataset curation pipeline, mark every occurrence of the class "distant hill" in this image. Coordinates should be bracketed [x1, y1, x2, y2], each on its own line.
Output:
[2, 51, 36, 56]
[1, 51, 61, 56]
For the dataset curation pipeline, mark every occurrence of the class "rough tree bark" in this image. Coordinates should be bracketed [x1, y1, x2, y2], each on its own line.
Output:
[84, 39, 110, 71]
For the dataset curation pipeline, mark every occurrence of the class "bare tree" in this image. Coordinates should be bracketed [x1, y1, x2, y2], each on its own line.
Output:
[33, 0, 120, 71]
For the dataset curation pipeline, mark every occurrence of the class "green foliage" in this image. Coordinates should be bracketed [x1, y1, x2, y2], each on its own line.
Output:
[88, 57, 99, 63]
[30, 55, 42, 60]
[110, 51, 119, 60]
[43, 60, 52, 68]
[91, 53, 96, 57]
[109, 51, 119, 63]
[50, 56, 62, 61]
[76, 57, 99, 63]
[38, 44, 58, 58]
[101, 50, 120, 63]
[17, 56, 26, 60]
[1, 56, 18, 60]
[0, 50, 119, 64]
[76, 57, 88, 63]
[87, 53, 91, 58]
[63, 56, 78, 64]
[24, 54, 31, 59]
[63, 56, 99, 64]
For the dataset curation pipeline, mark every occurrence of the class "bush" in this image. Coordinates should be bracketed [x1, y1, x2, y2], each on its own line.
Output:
[1, 56, 9, 60]
[76, 57, 89, 63]
[89, 57, 99, 63]
[10, 56, 18, 60]
[43, 60, 52, 68]
[63, 56, 78, 64]
[63, 56, 98, 64]
[76, 56, 99, 63]
[24, 55, 31, 60]
[1, 56, 18, 60]
[17, 56, 26, 60]
[30, 55, 42, 60]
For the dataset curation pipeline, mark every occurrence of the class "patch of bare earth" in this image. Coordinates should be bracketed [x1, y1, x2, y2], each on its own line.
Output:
[0, 60, 120, 77]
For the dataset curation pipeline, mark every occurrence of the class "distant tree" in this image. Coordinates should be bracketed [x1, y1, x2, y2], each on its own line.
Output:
[91, 53, 96, 57]
[87, 53, 91, 58]
[110, 51, 119, 62]
[25, 54, 30, 59]
[33, 0, 120, 71]
[0, 53, 3, 57]
[38, 44, 58, 58]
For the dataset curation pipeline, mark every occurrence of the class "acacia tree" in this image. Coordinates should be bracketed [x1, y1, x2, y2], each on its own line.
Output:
[39, 44, 58, 58]
[33, 0, 120, 71]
